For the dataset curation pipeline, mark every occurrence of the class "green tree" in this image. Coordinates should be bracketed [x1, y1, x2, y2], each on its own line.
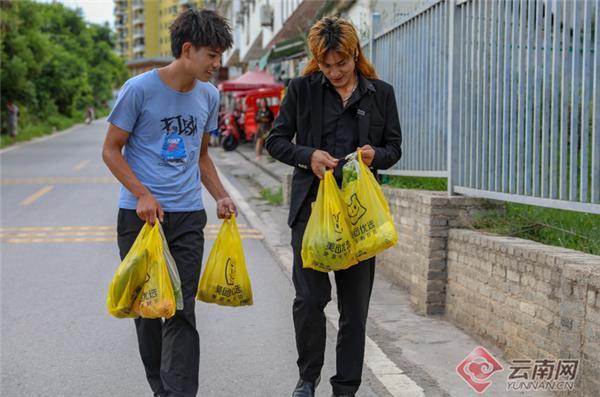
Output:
[0, 0, 128, 134]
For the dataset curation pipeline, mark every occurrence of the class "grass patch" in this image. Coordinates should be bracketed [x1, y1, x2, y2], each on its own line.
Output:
[381, 175, 447, 191]
[96, 107, 111, 118]
[473, 203, 600, 255]
[378, 175, 597, 254]
[260, 187, 283, 205]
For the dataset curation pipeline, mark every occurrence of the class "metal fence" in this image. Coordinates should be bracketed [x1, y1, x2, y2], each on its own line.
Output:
[367, 0, 599, 214]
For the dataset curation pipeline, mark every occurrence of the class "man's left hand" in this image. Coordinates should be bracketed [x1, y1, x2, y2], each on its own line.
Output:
[357, 145, 375, 166]
[217, 197, 237, 219]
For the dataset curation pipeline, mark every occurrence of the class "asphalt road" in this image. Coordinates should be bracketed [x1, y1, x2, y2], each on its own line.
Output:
[1, 119, 553, 397]
[0, 120, 383, 397]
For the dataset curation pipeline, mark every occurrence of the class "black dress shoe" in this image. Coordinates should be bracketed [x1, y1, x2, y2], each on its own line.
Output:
[292, 377, 320, 397]
[331, 393, 355, 397]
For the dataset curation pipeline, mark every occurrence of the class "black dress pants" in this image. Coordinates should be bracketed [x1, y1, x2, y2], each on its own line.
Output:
[291, 214, 376, 396]
[117, 209, 207, 397]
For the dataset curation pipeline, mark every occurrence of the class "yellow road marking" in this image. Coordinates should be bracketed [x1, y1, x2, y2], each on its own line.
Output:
[204, 223, 248, 228]
[4, 234, 264, 244]
[19, 186, 54, 206]
[0, 230, 262, 238]
[0, 223, 263, 244]
[6, 237, 116, 244]
[2, 176, 117, 185]
[0, 224, 250, 232]
[205, 228, 259, 233]
[0, 231, 116, 238]
[0, 226, 114, 232]
[74, 160, 90, 170]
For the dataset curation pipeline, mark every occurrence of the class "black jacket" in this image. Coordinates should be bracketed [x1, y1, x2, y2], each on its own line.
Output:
[266, 72, 402, 227]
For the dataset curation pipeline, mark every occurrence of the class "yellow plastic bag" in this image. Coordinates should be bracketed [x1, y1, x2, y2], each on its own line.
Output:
[106, 223, 152, 318]
[196, 215, 253, 307]
[302, 170, 357, 272]
[107, 222, 177, 319]
[342, 151, 398, 261]
[157, 224, 184, 312]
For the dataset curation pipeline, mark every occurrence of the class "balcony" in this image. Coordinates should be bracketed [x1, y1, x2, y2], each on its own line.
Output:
[113, 7, 125, 17]
[133, 29, 145, 40]
[132, 13, 145, 25]
[133, 44, 145, 54]
[132, 0, 144, 12]
[115, 17, 126, 29]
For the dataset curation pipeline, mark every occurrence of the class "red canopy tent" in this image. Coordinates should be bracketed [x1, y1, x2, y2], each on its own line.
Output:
[218, 70, 283, 92]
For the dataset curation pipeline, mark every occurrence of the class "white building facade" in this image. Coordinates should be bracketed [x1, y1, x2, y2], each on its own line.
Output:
[216, 0, 427, 81]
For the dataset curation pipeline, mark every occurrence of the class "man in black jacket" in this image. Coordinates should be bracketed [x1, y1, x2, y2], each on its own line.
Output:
[266, 17, 402, 397]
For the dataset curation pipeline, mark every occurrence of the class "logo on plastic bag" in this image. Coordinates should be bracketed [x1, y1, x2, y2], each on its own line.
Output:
[332, 212, 345, 239]
[347, 193, 367, 225]
[225, 258, 236, 285]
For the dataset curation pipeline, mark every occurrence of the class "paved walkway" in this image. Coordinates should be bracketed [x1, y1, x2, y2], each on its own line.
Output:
[218, 143, 554, 397]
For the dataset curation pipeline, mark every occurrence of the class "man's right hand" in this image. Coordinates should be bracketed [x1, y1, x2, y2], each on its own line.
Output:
[136, 192, 164, 224]
[310, 149, 339, 179]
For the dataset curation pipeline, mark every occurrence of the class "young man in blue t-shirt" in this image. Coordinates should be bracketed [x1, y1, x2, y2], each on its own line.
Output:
[102, 9, 236, 397]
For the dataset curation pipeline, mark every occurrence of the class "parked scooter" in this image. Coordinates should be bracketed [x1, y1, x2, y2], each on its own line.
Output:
[220, 112, 241, 151]
[220, 104, 247, 151]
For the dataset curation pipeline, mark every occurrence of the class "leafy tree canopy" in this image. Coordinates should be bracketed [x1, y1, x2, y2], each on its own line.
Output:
[1, 0, 128, 127]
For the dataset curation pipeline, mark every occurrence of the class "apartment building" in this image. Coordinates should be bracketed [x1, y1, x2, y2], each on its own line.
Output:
[113, 0, 207, 75]
[113, 0, 425, 78]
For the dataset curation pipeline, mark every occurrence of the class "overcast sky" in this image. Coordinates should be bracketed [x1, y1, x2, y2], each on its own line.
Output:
[38, 0, 114, 27]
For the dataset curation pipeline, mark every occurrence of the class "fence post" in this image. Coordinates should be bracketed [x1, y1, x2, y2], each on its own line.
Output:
[369, 12, 381, 63]
[447, 0, 460, 195]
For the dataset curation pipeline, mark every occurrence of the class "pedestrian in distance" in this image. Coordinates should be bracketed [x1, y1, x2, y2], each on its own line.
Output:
[254, 98, 274, 160]
[6, 100, 19, 138]
[102, 9, 236, 397]
[85, 104, 95, 124]
[265, 17, 402, 397]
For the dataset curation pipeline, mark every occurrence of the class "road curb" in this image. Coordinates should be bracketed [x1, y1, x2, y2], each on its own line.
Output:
[216, 164, 425, 397]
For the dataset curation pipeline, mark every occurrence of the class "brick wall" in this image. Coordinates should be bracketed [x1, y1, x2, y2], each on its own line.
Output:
[378, 187, 498, 314]
[445, 230, 600, 396]
[378, 188, 600, 396]
[561, 262, 600, 395]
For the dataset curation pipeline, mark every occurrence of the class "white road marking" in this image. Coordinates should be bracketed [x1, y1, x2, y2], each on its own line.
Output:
[216, 166, 425, 397]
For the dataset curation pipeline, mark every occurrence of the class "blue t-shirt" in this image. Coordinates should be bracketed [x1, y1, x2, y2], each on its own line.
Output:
[108, 69, 219, 212]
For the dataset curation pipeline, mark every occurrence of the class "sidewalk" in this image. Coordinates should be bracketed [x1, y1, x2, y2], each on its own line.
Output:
[216, 143, 552, 397]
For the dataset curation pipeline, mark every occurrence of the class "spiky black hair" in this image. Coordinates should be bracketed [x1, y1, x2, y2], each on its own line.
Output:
[170, 9, 233, 58]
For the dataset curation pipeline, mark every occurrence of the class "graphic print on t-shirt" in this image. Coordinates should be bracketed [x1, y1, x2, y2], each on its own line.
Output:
[159, 114, 198, 165]
[161, 114, 198, 136]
